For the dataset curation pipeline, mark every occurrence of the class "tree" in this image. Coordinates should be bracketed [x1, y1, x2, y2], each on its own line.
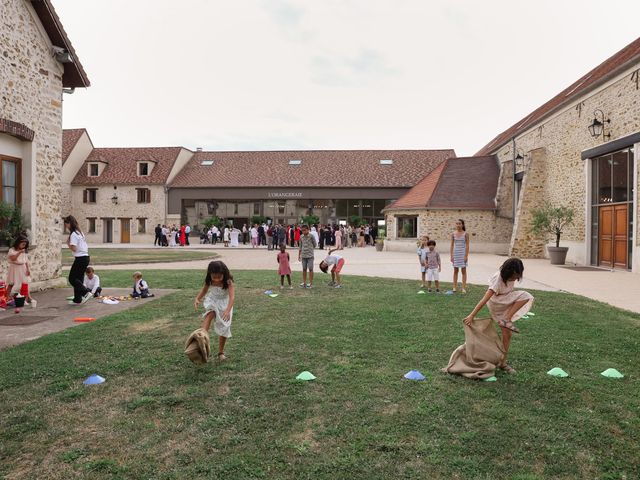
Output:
[300, 214, 319, 226]
[530, 203, 575, 247]
[349, 214, 363, 226]
[251, 215, 267, 225]
[203, 216, 222, 229]
[0, 202, 28, 246]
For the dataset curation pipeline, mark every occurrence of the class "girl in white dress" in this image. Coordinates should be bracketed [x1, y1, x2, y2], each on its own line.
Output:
[194, 261, 235, 361]
[463, 258, 533, 374]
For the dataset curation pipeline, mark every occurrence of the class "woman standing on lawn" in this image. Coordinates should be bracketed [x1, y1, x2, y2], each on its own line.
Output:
[461, 257, 534, 374]
[63, 215, 92, 305]
[450, 219, 469, 293]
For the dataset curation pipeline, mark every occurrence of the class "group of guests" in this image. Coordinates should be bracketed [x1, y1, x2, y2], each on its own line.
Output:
[154, 224, 192, 247]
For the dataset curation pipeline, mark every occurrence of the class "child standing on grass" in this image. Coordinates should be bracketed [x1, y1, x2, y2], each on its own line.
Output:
[463, 257, 534, 374]
[417, 236, 429, 288]
[426, 240, 441, 293]
[319, 248, 345, 288]
[450, 219, 469, 293]
[277, 244, 293, 289]
[194, 261, 235, 361]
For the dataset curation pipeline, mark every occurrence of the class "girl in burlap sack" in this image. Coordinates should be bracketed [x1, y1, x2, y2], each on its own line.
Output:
[463, 258, 534, 374]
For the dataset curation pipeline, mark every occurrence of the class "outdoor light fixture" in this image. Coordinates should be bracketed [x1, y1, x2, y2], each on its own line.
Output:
[111, 186, 118, 205]
[588, 109, 611, 140]
[514, 148, 526, 174]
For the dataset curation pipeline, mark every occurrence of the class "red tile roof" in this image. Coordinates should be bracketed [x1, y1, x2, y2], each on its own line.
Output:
[385, 156, 499, 210]
[62, 128, 87, 164]
[30, 0, 90, 88]
[476, 36, 640, 156]
[169, 149, 456, 188]
[72, 147, 186, 185]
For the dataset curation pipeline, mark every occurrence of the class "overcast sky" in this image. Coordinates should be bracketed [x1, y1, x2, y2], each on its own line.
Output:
[55, 0, 640, 156]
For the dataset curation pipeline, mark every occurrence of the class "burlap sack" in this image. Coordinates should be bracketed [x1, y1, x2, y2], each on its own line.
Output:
[184, 328, 211, 365]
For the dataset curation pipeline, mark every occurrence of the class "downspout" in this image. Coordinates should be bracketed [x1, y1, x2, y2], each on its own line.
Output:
[511, 137, 517, 223]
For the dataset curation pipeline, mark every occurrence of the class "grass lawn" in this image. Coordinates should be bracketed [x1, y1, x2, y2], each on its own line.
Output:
[61, 248, 217, 266]
[1, 271, 638, 479]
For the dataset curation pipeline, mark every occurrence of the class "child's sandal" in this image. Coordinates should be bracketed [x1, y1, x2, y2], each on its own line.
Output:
[217, 352, 227, 362]
[499, 364, 516, 374]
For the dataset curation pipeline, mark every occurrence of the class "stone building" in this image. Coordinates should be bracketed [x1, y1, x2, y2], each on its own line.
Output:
[66, 143, 193, 244]
[0, 0, 89, 287]
[383, 156, 511, 253]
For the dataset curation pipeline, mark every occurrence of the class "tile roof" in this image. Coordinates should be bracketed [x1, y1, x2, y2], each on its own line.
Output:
[72, 147, 186, 185]
[384, 156, 499, 210]
[30, 0, 90, 88]
[169, 149, 456, 188]
[62, 128, 87, 164]
[476, 36, 640, 156]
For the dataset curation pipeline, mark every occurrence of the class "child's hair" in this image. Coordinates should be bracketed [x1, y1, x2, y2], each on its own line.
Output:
[86, 266, 94, 274]
[12, 235, 29, 250]
[457, 219, 466, 231]
[499, 257, 524, 283]
[132, 271, 142, 279]
[205, 260, 233, 289]
[280, 243, 286, 252]
[63, 215, 82, 235]
[427, 240, 436, 246]
[319, 261, 328, 273]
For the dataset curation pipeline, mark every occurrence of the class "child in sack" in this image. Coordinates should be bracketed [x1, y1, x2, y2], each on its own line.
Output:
[132, 271, 154, 298]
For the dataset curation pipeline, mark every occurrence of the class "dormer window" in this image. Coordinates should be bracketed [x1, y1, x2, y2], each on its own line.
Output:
[289, 159, 302, 165]
[138, 162, 149, 176]
[88, 163, 99, 176]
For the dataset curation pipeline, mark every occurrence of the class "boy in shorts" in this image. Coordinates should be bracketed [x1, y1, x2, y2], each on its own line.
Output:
[298, 224, 317, 288]
[426, 240, 441, 292]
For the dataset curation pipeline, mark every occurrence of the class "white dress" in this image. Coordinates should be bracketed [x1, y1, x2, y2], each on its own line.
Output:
[230, 229, 240, 247]
[202, 286, 233, 337]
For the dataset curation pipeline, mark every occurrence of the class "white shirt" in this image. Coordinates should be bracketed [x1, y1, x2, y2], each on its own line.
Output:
[69, 231, 89, 257]
[185, 225, 191, 234]
[134, 278, 149, 294]
[324, 254, 342, 266]
[250, 227, 258, 238]
[84, 274, 100, 294]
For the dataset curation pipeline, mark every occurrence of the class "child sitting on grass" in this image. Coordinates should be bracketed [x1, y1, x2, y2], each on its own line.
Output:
[319, 248, 345, 288]
[132, 271, 154, 298]
[463, 257, 534, 374]
[194, 261, 235, 361]
[83, 266, 102, 297]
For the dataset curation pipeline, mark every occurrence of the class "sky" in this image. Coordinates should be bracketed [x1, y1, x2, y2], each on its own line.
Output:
[55, 0, 640, 156]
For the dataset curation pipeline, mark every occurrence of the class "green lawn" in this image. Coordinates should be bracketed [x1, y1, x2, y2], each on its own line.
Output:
[1, 271, 638, 479]
[61, 248, 217, 266]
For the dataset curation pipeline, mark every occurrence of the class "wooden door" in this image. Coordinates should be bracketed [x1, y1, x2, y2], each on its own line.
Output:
[120, 218, 130, 244]
[613, 204, 628, 269]
[598, 205, 628, 268]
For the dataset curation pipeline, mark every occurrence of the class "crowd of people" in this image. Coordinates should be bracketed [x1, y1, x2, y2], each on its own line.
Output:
[154, 224, 192, 247]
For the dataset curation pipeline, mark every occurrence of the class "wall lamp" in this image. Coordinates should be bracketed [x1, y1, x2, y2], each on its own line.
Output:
[514, 148, 527, 174]
[588, 109, 611, 140]
[111, 186, 118, 205]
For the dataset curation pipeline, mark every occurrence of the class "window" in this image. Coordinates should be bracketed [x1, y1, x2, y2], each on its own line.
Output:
[138, 162, 149, 176]
[137, 218, 146, 233]
[88, 163, 99, 176]
[87, 218, 96, 233]
[1, 157, 21, 205]
[253, 202, 260, 215]
[136, 188, 151, 203]
[277, 202, 285, 215]
[396, 216, 417, 238]
[83, 188, 97, 203]
[234, 203, 239, 215]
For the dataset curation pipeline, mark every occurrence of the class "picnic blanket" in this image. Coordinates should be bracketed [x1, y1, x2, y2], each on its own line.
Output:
[184, 328, 211, 365]
[442, 318, 505, 379]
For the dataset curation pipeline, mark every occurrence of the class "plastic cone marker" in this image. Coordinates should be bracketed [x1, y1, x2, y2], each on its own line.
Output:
[417, 290, 426, 295]
[444, 291, 455, 295]
[483, 376, 498, 382]
[601, 368, 624, 378]
[547, 367, 569, 378]
[296, 371, 316, 381]
[403, 370, 426, 381]
[83, 374, 105, 385]
[528, 312, 536, 316]
[268, 293, 279, 298]
[264, 290, 273, 295]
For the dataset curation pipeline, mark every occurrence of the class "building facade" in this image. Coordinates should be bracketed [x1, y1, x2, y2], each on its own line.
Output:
[1, 0, 89, 286]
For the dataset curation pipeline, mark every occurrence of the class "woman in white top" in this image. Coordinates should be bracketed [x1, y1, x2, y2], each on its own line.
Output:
[63, 215, 92, 304]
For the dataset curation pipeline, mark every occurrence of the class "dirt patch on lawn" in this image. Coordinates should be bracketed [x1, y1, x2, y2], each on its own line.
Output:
[128, 317, 173, 333]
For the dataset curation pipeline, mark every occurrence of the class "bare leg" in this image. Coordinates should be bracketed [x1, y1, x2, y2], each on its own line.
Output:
[309, 270, 314, 286]
[286, 274, 291, 286]
[505, 299, 529, 321]
[499, 326, 512, 366]
[421, 272, 426, 286]
[218, 336, 227, 360]
[427, 280, 432, 290]
[201, 311, 215, 331]
[335, 272, 341, 285]
[435, 280, 440, 291]
[331, 271, 336, 283]
[461, 267, 467, 292]
[280, 275, 284, 286]
[302, 269, 307, 285]
[453, 267, 459, 291]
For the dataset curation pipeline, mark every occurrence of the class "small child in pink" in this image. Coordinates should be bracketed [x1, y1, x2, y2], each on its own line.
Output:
[277, 244, 293, 289]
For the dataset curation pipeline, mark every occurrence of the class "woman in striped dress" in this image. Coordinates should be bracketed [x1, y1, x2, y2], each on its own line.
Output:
[450, 219, 470, 293]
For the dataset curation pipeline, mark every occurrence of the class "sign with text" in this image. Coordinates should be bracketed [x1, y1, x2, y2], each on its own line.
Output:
[267, 192, 303, 198]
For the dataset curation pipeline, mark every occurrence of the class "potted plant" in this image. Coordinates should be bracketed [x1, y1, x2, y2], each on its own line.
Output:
[375, 238, 384, 252]
[530, 203, 575, 265]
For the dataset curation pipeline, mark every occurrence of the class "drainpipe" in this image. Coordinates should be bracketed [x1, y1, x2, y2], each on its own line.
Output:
[511, 137, 517, 223]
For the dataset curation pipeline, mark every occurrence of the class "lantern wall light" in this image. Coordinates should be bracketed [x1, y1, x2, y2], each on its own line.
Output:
[588, 109, 611, 140]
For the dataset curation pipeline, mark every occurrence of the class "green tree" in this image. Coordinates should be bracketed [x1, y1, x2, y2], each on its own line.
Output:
[349, 214, 363, 226]
[530, 202, 575, 247]
[202, 216, 222, 229]
[251, 215, 267, 225]
[0, 202, 28, 246]
[300, 214, 319, 226]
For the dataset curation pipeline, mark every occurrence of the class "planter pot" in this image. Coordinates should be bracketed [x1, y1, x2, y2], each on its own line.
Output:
[547, 246, 569, 265]
[375, 242, 384, 252]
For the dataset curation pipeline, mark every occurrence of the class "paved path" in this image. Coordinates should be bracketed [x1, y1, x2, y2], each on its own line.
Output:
[0, 288, 175, 350]
[88, 244, 640, 314]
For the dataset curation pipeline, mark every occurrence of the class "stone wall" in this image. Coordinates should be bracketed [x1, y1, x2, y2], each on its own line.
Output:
[384, 209, 511, 254]
[0, 0, 68, 284]
[70, 185, 167, 244]
[491, 62, 640, 264]
[61, 132, 92, 224]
